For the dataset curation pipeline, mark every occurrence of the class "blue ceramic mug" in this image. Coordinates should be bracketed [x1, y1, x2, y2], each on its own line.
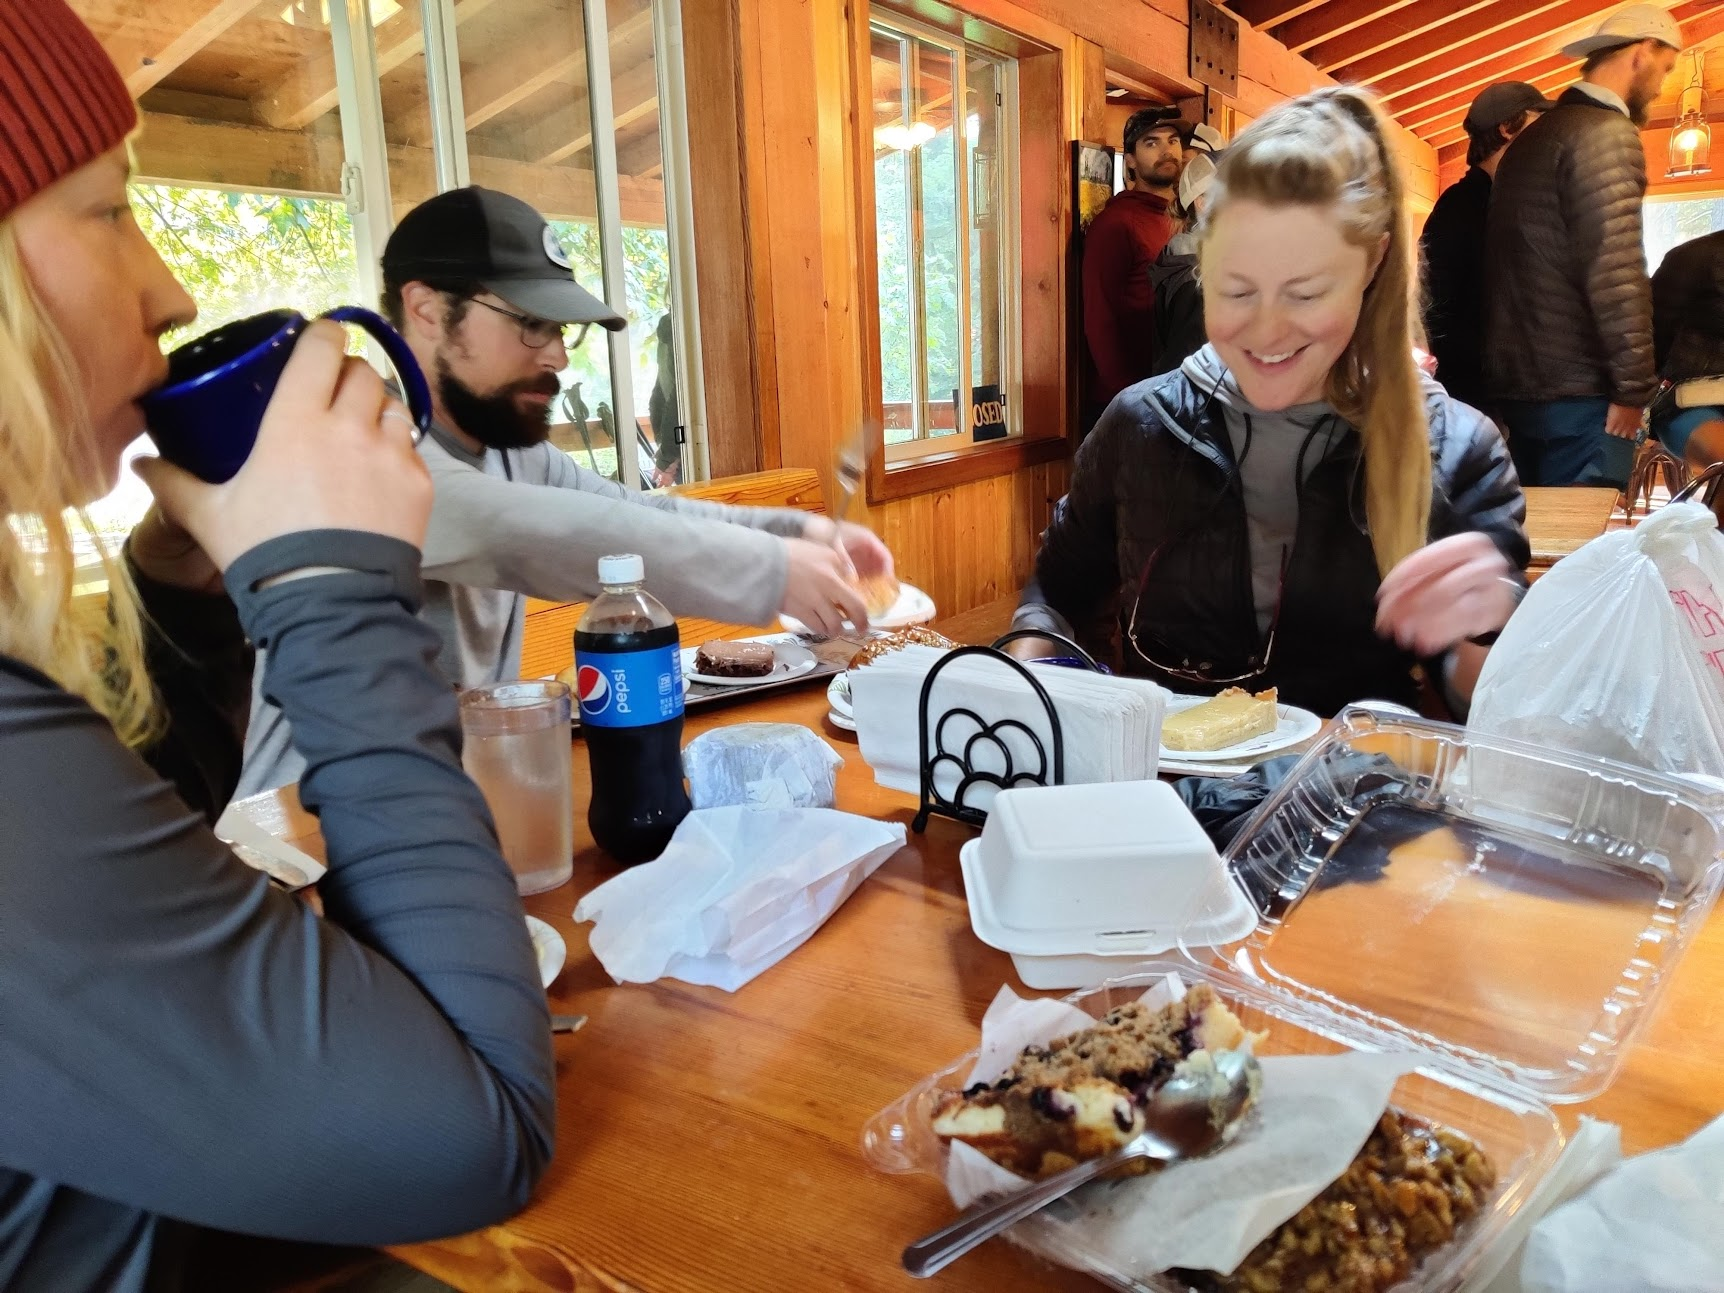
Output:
[141, 307, 434, 484]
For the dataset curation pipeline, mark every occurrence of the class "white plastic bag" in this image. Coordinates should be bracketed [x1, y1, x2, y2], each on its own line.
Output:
[1470, 503, 1724, 779]
[683, 723, 843, 810]
[573, 806, 904, 990]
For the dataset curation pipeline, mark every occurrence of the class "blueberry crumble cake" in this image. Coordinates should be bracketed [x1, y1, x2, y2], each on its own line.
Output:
[930, 985, 1260, 1179]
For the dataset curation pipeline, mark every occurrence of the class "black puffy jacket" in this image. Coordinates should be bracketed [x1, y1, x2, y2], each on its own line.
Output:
[1149, 242, 1206, 377]
[1483, 87, 1658, 407]
[1653, 230, 1724, 383]
[1014, 368, 1530, 716]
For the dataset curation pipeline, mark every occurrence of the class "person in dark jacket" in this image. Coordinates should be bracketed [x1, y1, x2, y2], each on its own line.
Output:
[1014, 88, 1529, 718]
[1082, 106, 1185, 419]
[1149, 123, 1224, 377]
[0, 6, 555, 1290]
[1420, 82, 1554, 413]
[1650, 230, 1724, 469]
[1483, 4, 1681, 488]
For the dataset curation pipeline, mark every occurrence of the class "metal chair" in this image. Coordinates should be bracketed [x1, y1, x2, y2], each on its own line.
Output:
[1671, 460, 1724, 525]
[1623, 435, 1689, 520]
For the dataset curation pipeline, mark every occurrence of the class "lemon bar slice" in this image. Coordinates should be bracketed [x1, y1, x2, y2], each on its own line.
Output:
[1161, 687, 1279, 752]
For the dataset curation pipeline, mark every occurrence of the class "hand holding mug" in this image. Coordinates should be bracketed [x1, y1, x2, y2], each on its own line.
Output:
[135, 320, 433, 572]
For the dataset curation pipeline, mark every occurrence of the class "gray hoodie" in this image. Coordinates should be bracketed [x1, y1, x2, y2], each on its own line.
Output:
[1179, 345, 1347, 633]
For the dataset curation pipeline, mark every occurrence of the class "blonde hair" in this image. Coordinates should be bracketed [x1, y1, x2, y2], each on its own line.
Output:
[0, 222, 156, 745]
[1198, 86, 1431, 576]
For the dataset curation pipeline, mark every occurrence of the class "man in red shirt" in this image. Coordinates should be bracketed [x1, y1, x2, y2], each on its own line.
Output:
[1083, 107, 1185, 420]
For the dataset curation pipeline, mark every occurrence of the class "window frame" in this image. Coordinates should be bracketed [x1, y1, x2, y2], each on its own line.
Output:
[854, 1, 1070, 504]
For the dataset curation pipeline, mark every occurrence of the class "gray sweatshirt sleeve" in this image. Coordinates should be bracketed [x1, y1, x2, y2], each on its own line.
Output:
[0, 531, 553, 1245]
[419, 449, 809, 624]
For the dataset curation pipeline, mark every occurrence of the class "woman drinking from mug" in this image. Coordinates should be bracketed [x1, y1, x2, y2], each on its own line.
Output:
[0, 5, 553, 1289]
[1013, 87, 1529, 717]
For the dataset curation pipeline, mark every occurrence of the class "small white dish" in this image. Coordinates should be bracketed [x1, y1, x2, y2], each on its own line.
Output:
[1158, 697, 1322, 763]
[827, 673, 854, 718]
[827, 709, 858, 732]
[526, 915, 566, 990]
[780, 581, 936, 635]
[682, 639, 818, 687]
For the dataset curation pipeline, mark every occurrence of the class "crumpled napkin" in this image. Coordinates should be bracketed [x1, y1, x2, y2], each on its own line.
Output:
[683, 723, 843, 810]
[1515, 1114, 1724, 1293]
[1465, 1118, 1621, 1292]
[945, 978, 1421, 1279]
[573, 806, 905, 991]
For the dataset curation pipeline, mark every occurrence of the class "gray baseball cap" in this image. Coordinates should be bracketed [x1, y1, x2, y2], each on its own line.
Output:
[1559, 3, 1683, 58]
[1463, 82, 1558, 134]
[383, 186, 627, 330]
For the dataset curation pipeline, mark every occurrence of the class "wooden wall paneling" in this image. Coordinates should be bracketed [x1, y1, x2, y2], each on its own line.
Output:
[736, 0, 784, 470]
[1019, 48, 1068, 447]
[681, 0, 763, 478]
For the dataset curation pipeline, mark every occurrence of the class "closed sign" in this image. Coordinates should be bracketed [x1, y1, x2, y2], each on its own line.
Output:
[955, 383, 1007, 441]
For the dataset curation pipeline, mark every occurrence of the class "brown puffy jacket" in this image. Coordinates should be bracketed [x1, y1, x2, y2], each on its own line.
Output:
[1483, 87, 1658, 407]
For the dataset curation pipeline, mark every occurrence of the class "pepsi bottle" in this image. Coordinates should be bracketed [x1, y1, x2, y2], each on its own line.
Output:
[573, 554, 691, 863]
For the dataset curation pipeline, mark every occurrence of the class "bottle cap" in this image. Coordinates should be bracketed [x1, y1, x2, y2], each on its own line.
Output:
[597, 553, 644, 585]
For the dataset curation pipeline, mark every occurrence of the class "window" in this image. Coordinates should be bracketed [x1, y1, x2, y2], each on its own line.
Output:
[869, 15, 1018, 457]
[67, 0, 700, 559]
[1645, 195, 1724, 273]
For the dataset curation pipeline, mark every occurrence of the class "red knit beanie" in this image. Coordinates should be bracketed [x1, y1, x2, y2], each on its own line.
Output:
[0, 0, 137, 219]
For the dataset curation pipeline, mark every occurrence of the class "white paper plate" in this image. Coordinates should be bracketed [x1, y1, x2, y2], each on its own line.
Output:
[827, 673, 853, 718]
[682, 639, 817, 687]
[780, 582, 936, 635]
[827, 709, 858, 732]
[526, 915, 566, 990]
[1158, 697, 1322, 763]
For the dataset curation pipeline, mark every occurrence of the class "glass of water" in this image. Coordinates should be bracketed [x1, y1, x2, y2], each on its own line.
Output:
[459, 681, 575, 895]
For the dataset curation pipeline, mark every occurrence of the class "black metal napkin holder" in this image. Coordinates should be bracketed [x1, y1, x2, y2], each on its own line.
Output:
[911, 630, 1104, 833]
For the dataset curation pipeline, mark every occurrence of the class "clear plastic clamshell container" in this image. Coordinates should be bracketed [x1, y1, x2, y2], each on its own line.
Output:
[864, 707, 1724, 1291]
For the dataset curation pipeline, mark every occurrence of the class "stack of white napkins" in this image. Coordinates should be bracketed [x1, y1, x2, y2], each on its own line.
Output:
[849, 646, 1167, 808]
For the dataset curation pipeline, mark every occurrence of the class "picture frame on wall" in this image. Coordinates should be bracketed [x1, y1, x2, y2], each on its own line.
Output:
[1073, 140, 1114, 234]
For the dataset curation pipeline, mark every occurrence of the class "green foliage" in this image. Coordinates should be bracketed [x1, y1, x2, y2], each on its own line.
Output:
[873, 132, 965, 416]
[129, 185, 361, 343]
[548, 219, 673, 415]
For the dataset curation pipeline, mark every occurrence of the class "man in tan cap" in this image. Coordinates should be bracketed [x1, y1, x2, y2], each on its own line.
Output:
[1483, 4, 1681, 487]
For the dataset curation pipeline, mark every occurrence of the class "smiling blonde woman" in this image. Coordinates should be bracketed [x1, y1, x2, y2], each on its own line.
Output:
[1014, 87, 1531, 717]
[0, 5, 555, 1289]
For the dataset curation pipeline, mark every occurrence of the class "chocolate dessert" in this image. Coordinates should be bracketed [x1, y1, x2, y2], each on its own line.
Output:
[694, 640, 775, 678]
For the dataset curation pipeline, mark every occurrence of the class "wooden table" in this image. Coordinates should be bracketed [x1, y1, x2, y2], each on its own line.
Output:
[239, 596, 1724, 1293]
[1523, 485, 1619, 577]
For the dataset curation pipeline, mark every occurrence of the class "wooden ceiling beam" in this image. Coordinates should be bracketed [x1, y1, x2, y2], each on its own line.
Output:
[537, 59, 660, 165]
[131, 109, 668, 225]
[1318, 0, 1563, 78]
[462, 0, 651, 133]
[72, 0, 260, 96]
[1271, 0, 1422, 56]
[1371, 0, 1625, 101]
[254, 0, 503, 131]
[1225, 0, 1326, 28]
[1384, 0, 1724, 113]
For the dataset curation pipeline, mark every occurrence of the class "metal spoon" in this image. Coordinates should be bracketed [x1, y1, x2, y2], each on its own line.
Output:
[902, 1049, 1262, 1279]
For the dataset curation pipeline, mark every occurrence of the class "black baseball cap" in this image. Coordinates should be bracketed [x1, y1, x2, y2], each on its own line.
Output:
[1124, 105, 1191, 152]
[1463, 82, 1558, 135]
[383, 186, 627, 330]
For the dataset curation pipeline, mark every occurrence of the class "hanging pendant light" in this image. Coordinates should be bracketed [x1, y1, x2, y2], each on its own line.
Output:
[1668, 49, 1711, 179]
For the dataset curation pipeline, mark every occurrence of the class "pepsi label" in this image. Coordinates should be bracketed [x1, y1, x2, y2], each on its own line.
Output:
[574, 643, 684, 728]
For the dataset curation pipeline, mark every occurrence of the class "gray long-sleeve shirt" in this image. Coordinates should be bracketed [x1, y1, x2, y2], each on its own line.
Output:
[236, 423, 814, 797]
[0, 530, 554, 1292]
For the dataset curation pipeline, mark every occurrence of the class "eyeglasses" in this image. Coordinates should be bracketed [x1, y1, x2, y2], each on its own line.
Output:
[1124, 538, 1285, 686]
[471, 298, 591, 352]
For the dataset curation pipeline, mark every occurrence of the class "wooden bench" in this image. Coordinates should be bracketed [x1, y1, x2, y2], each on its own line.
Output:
[517, 467, 826, 680]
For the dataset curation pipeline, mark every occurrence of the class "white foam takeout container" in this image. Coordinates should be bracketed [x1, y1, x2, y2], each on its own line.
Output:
[958, 780, 1257, 988]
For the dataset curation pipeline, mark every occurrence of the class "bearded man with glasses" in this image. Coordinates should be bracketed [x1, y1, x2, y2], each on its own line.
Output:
[237, 187, 890, 795]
